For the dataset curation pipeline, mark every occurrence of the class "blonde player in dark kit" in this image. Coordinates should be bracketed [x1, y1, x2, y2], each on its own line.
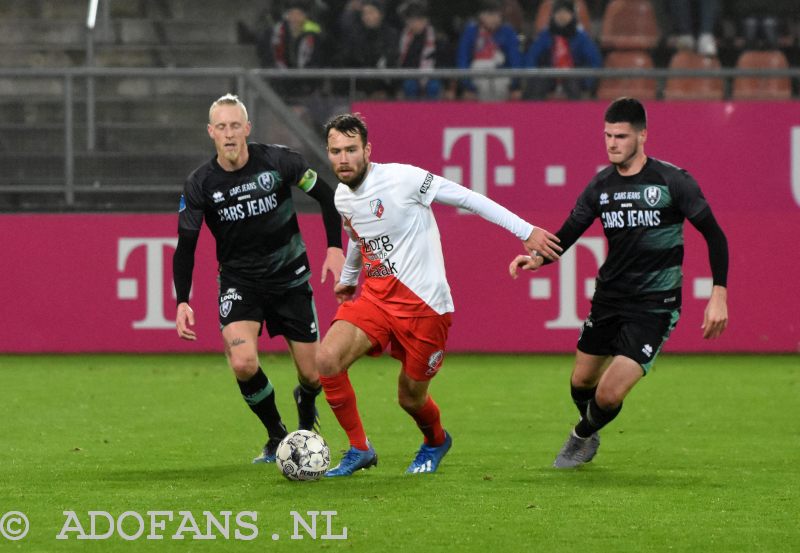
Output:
[511, 97, 729, 468]
[173, 94, 345, 463]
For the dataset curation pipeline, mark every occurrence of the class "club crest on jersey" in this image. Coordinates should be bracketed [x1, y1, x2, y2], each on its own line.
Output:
[220, 300, 232, 318]
[644, 186, 661, 207]
[370, 199, 384, 218]
[257, 171, 280, 193]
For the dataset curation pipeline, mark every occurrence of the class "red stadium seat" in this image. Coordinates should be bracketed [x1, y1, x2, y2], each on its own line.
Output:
[732, 50, 792, 100]
[597, 50, 657, 100]
[664, 50, 724, 100]
[600, 0, 661, 50]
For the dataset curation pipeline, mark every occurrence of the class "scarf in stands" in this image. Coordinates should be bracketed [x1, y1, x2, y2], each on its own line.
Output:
[473, 28, 498, 62]
[399, 24, 436, 70]
[552, 35, 574, 68]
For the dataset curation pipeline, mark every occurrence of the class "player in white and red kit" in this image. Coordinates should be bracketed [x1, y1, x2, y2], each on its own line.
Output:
[318, 113, 562, 476]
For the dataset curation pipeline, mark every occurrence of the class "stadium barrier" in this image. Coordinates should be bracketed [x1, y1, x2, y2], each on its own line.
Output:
[2, 101, 798, 353]
[1, 66, 799, 211]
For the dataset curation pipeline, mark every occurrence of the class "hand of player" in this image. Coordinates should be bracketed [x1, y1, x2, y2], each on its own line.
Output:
[321, 246, 345, 288]
[523, 227, 562, 261]
[508, 254, 543, 278]
[333, 282, 356, 304]
[176, 302, 197, 341]
[702, 286, 728, 339]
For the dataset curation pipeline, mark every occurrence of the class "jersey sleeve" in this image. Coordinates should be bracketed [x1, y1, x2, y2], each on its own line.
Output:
[570, 182, 599, 226]
[402, 164, 442, 207]
[671, 169, 709, 219]
[178, 172, 206, 232]
[271, 145, 314, 191]
[433, 178, 534, 240]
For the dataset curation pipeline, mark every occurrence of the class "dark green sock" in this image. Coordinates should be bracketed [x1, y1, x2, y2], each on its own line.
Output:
[237, 367, 286, 439]
[574, 398, 622, 438]
[295, 381, 321, 431]
[571, 385, 597, 419]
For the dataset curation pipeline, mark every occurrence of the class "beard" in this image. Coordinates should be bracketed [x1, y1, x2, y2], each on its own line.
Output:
[339, 159, 369, 189]
[222, 147, 240, 163]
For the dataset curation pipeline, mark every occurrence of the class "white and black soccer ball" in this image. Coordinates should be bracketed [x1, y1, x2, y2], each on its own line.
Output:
[276, 430, 331, 481]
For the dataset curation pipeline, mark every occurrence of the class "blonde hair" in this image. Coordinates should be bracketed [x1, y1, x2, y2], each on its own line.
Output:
[208, 93, 249, 123]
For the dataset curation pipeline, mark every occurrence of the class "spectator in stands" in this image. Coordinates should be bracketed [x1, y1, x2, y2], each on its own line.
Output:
[523, 0, 602, 100]
[731, 0, 795, 50]
[256, 0, 326, 98]
[335, 0, 400, 99]
[396, 0, 452, 100]
[257, 0, 325, 69]
[456, 0, 522, 101]
[669, 0, 721, 56]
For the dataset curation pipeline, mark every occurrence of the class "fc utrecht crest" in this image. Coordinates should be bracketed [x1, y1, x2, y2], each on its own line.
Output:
[370, 199, 384, 218]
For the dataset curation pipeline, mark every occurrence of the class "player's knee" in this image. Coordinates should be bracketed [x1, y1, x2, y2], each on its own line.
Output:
[572, 375, 595, 389]
[397, 388, 425, 413]
[228, 355, 258, 380]
[595, 387, 623, 410]
[315, 345, 341, 377]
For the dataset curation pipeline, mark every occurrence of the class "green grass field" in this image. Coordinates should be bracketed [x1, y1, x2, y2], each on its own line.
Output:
[0, 353, 797, 552]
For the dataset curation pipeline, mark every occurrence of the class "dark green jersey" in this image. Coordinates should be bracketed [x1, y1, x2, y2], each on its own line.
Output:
[557, 157, 710, 311]
[179, 143, 319, 289]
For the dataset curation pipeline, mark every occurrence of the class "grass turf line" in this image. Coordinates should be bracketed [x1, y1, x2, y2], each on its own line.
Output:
[0, 353, 797, 552]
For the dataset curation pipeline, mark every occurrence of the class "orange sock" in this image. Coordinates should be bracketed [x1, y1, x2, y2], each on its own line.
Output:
[410, 396, 445, 446]
[319, 372, 368, 450]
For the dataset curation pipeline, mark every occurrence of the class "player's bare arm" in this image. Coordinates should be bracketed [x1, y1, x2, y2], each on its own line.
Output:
[176, 302, 196, 340]
[702, 285, 728, 339]
[508, 254, 544, 279]
[523, 227, 562, 260]
[321, 247, 345, 286]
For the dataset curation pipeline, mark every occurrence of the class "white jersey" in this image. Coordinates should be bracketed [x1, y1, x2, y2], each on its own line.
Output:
[335, 162, 535, 317]
[336, 163, 452, 316]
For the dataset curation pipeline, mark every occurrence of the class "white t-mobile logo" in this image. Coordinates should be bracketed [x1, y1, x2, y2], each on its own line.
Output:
[526, 238, 607, 329]
[117, 238, 178, 329]
[442, 128, 515, 198]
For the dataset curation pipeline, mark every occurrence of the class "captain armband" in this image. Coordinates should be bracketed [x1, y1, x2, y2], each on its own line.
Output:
[297, 168, 318, 192]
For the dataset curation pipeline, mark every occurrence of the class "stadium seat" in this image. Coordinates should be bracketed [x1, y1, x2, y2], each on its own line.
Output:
[534, 0, 593, 32]
[664, 50, 724, 100]
[732, 50, 792, 100]
[597, 50, 657, 100]
[600, 0, 661, 50]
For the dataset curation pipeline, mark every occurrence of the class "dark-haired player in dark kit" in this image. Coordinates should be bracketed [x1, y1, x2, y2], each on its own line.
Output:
[173, 94, 344, 463]
[510, 97, 729, 468]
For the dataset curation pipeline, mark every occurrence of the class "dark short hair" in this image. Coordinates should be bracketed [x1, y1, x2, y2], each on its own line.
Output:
[479, 0, 504, 14]
[604, 97, 647, 130]
[324, 113, 368, 146]
[398, 0, 428, 19]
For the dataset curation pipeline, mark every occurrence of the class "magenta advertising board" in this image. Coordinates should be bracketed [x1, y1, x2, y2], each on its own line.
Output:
[2, 101, 799, 353]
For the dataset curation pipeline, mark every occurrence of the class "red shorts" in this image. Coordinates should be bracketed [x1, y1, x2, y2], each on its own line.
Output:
[333, 296, 452, 381]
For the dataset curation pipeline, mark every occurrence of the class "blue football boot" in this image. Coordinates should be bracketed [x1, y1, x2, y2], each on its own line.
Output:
[325, 441, 378, 477]
[406, 431, 452, 474]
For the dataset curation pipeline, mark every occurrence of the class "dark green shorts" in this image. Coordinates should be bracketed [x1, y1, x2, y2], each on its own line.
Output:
[217, 279, 319, 343]
[576, 303, 680, 374]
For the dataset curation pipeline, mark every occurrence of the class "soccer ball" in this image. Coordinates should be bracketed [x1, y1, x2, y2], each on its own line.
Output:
[276, 430, 331, 481]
